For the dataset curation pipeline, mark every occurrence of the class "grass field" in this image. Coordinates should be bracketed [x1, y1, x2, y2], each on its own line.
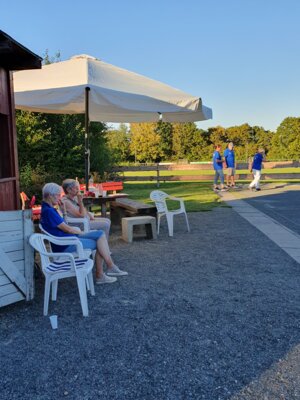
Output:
[123, 168, 300, 177]
[122, 182, 223, 212]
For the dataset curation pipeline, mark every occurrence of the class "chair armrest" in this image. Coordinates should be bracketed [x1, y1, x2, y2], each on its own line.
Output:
[168, 196, 185, 205]
[167, 196, 186, 211]
[168, 196, 182, 202]
[66, 216, 90, 233]
[43, 235, 85, 258]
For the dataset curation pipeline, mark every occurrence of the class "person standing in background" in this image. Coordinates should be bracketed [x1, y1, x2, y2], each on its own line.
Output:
[224, 142, 236, 187]
[249, 148, 266, 191]
[212, 144, 227, 191]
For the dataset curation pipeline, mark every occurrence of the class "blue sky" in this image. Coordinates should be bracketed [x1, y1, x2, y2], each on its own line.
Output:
[2, 0, 300, 132]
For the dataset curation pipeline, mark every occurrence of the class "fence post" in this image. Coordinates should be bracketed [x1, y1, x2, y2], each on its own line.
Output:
[156, 163, 160, 188]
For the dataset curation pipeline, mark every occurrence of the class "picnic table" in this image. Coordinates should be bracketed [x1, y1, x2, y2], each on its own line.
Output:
[83, 193, 129, 218]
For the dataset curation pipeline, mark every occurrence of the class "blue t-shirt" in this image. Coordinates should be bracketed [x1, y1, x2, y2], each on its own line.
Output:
[252, 153, 263, 170]
[41, 201, 75, 252]
[224, 148, 235, 168]
[213, 151, 223, 170]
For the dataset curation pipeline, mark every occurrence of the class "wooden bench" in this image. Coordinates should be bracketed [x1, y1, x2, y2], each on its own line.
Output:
[100, 181, 123, 194]
[110, 198, 157, 225]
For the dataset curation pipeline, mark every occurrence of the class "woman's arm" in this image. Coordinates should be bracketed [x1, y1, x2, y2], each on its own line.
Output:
[57, 222, 81, 234]
[63, 196, 87, 218]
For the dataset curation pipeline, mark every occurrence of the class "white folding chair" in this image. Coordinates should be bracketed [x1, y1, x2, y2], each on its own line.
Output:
[150, 190, 190, 237]
[29, 233, 94, 317]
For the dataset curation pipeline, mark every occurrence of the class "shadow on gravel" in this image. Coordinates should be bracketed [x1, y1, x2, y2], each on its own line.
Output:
[1, 207, 300, 399]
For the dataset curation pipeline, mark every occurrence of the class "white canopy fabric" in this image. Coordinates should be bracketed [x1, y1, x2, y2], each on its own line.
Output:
[13, 54, 212, 123]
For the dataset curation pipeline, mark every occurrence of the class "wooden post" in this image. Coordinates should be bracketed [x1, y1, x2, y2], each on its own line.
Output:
[23, 209, 34, 300]
[156, 163, 160, 188]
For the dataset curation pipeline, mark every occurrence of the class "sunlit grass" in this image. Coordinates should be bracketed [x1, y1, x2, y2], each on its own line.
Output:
[123, 167, 300, 177]
[123, 181, 221, 212]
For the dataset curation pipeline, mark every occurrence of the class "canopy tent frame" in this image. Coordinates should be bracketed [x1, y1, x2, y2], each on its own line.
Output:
[13, 54, 212, 189]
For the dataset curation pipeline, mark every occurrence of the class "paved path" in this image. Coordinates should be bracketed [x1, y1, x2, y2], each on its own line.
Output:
[221, 184, 300, 264]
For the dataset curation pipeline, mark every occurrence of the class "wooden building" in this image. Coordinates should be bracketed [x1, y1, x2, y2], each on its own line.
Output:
[0, 30, 42, 308]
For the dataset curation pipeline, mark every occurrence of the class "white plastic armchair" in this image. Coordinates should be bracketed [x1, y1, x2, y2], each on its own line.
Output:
[29, 233, 94, 317]
[64, 215, 90, 233]
[39, 223, 94, 260]
[150, 190, 190, 237]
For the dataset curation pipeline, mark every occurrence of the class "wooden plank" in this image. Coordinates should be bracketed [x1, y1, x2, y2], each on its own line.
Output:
[0, 247, 26, 296]
[0, 239, 23, 252]
[0, 282, 19, 297]
[23, 210, 34, 300]
[0, 291, 24, 307]
[0, 260, 24, 277]
[0, 231, 23, 243]
[0, 210, 22, 221]
[5, 250, 24, 262]
[0, 269, 24, 285]
[0, 220, 22, 232]
[112, 198, 156, 212]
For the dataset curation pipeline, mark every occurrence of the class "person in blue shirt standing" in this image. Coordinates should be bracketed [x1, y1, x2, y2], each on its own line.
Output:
[249, 148, 266, 191]
[224, 142, 236, 187]
[212, 144, 226, 191]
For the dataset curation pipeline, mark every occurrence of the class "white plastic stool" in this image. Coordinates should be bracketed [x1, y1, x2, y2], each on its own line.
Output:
[122, 216, 157, 243]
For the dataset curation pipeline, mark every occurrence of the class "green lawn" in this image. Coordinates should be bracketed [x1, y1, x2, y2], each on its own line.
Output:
[122, 182, 222, 212]
[123, 167, 300, 177]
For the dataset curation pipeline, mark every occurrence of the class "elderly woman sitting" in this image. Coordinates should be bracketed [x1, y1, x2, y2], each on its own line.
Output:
[61, 179, 111, 239]
[40, 183, 128, 284]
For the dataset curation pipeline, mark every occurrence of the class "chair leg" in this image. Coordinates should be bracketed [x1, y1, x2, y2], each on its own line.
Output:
[44, 277, 51, 316]
[76, 272, 89, 317]
[166, 213, 174, 237]
[87, 271, 95, 296]
[157, 215, 161, 235]
[85, 276, 90, 291]
[184, 212, 190, 232]
[51, 279, 58, 301]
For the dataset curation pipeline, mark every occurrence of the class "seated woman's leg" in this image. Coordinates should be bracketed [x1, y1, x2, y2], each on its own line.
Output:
[78, 230, 104, 241]
[89, 218, 111, 239]
[80, 232, 128, 278]
[79, 238, 104, 279]
[79, 236, 113, 277]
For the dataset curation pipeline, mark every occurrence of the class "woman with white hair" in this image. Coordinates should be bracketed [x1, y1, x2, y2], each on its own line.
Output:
[40, 182, 128, 284]
[60, 179, 111, 239]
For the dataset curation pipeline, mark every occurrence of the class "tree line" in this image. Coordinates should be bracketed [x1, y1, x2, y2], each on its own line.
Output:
[107, 117, 300, 163]
[16, 110, 300, 195]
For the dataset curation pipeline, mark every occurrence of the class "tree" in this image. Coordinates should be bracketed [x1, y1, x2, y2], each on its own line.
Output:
[16, 110, 109, 182]
[268, 117, 300, 160]
[106, 123, 130, 163]
[171, 123, 200, 160]
[129, 123, 162, 162]
[155, 121, 173, 161]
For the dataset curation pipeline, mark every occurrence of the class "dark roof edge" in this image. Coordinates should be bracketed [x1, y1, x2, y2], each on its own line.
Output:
[0, 30, 42, 70]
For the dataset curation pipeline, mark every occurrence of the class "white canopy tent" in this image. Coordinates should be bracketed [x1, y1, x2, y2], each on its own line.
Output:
[13, 54, 212, 186]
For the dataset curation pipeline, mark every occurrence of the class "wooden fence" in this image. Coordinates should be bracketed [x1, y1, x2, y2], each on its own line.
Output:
[0, 210, 34, 308]
[111, 162, 300, 184]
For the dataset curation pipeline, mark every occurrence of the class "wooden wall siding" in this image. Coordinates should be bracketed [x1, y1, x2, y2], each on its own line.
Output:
[0, 67, 20, 211]
[0, 210, 34, 308]
[0, 179, 18, 211]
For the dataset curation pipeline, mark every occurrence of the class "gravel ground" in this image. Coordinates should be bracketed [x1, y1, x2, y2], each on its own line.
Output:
[1, 207, 300, 400]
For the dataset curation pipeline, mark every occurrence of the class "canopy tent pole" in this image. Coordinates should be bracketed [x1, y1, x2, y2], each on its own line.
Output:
[84, 87, 90, 191]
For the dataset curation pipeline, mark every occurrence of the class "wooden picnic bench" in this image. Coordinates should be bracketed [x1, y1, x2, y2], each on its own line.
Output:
[100, 181, 123, 194]
[110, 198, 157, 225]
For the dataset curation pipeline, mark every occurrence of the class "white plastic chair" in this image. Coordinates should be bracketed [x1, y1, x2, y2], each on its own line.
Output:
[29, 233, 95, 317]
[150, 190, 190, 237]
[39, 223, 94, 259]
[64, 215, 90, 233]
[39, 224, 96, 293]
[59, 200, 91, 233]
